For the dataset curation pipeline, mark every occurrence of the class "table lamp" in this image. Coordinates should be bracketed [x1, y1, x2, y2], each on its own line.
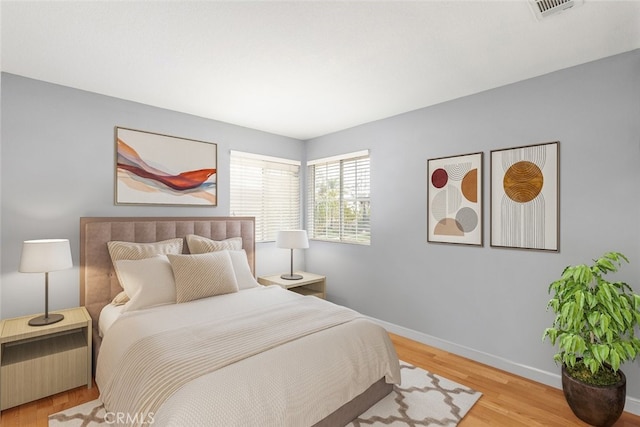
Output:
[276, 230, 309, 280]
[19, 239, 73, 326]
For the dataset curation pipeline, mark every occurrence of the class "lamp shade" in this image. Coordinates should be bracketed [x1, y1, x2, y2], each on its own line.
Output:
[276, 230, 309, 249]
[19, 239, 73, 273]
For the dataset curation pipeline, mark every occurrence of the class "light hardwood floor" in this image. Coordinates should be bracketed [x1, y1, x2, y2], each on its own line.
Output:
[390, 333, 640, 427]
[2, 333, 639, 426]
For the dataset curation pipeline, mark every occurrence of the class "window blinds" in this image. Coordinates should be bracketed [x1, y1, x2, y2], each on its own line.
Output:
[307, 150, 370, 244]
[230, 151, 301, 242]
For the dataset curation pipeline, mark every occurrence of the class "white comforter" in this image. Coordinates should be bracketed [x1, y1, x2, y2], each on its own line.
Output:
[96, 286, 400, 427]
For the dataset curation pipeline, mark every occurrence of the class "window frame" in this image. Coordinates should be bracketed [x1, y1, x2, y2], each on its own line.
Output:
[307, 150, 371, 245]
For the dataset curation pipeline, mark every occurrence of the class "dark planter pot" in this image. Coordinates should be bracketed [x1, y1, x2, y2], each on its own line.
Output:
[561, 365, 626, 427]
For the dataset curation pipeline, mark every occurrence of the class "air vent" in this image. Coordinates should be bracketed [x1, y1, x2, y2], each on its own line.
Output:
[529, 0, 583, 20]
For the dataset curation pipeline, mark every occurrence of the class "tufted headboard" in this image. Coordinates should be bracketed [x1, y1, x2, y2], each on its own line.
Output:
[79, 216, 255, 359]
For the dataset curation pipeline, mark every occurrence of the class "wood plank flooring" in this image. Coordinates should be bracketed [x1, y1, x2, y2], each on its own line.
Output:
[2, 333, 639, 426]
[0, 380, 99, 427]
[390, 333, 640, 427]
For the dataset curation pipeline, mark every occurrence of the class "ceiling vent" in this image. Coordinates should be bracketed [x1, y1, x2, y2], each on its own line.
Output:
[529, 0, 583, 20]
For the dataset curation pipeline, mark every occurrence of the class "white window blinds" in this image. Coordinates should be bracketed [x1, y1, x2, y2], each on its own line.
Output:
[230, 151, 301, 242]
[307, 150, 370, 245]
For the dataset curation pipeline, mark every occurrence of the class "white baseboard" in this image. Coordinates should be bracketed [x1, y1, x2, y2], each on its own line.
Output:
[373, 317, 640, 416]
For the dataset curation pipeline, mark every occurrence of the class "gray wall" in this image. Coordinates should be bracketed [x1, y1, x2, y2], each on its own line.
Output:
[0, 73, 304, 320]
[0, 72, 3, 320]
[306, 49, 640, 407]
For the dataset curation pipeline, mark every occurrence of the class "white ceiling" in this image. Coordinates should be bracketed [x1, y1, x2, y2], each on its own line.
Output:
[2, 1, 639, 140]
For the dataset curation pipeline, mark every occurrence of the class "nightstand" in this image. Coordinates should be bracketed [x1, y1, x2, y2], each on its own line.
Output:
[258, 272, 326, 299]
[0, 306, 92, 410]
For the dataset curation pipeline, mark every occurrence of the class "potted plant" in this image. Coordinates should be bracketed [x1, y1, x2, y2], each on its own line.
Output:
[543, 252, 640, 427]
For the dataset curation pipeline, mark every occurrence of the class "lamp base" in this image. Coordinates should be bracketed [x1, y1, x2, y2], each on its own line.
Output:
[28, 313, 64, 326]
[280, 273, 303, 280]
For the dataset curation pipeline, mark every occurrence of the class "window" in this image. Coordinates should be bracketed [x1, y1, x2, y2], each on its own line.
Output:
[230, 151, 301, 242]
[307, 150, 370, 244]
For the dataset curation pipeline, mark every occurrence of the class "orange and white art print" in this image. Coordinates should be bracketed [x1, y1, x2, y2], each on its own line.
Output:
[490, 141, 559, 251]
[427, 152, 483, 246]
[115, 127, 217, 206]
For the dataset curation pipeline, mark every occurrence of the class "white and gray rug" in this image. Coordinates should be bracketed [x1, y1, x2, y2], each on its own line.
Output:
[49, 361, 481, 426]
[348, 361, 482, 426]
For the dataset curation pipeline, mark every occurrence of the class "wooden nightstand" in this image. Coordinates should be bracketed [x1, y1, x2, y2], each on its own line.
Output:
[0, 306, 92, 410]
[258, 272, 326, 299]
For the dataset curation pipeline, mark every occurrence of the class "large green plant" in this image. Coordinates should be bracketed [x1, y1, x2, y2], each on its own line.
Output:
[543, 252, 640, 384]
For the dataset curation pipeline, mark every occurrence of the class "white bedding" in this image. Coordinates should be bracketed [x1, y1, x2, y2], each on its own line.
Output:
[98, 303, 125, 337]
[96, 286, 400, 427]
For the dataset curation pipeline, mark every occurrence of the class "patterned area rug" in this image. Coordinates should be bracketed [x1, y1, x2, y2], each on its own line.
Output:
[49, 361, 481, 426]
[348, 361, 482, 426]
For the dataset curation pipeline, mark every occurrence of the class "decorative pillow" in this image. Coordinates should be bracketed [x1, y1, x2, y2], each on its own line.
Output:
[107, 238, 184, 262]
[111, 291, 130, 306]
[186, 234, 242, 254]
[107, 238, 183, 291]
[167, 251, 239, 303]
[228, 250, 260, 290]
[113, 255, 177, 312]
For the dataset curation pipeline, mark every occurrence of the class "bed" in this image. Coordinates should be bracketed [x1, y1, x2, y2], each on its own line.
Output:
[80, 216, 400, 427]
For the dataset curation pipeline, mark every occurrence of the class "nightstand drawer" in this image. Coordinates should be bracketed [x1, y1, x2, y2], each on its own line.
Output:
[1, 330, 88, 409]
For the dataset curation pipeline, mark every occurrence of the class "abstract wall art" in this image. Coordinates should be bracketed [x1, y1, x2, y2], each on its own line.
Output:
[115, 127, 217, 206]
[490, 141, 559, 251]
[427, 152, 483, 246]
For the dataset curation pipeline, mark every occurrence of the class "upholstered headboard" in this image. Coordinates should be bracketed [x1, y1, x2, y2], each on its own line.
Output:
[79, 216, 255, 358]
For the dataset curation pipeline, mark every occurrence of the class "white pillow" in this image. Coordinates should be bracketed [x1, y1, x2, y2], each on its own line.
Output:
[167, 251, 239, 303]
[228, 250, 260, 290]
[113, 255, 177, 312]
[186, 234, 242, 253]
[108, 238, 184, 290]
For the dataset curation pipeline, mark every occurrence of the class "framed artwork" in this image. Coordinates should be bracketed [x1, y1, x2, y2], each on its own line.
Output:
[427, 152, 483, 246]
[115, 127, 217, 206]
[490, 141, 559, 251]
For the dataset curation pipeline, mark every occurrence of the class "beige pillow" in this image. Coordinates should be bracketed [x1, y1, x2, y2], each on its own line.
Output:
[111, 291, 130, 306]
[107, 238, 184, 262]
[167, 251, 239, 303]
[186, 234, 242, 254]
[107, 238, 184, 292]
